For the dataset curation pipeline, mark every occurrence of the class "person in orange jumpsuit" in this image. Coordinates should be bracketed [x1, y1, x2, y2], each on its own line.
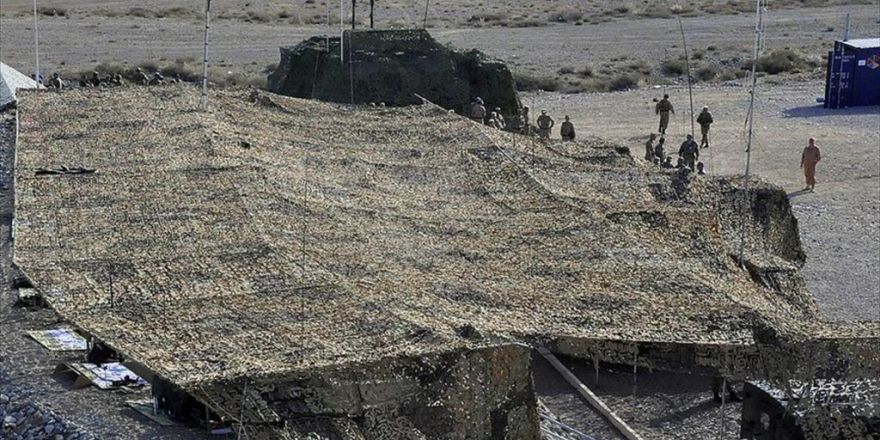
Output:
[800, 138, 821, 192]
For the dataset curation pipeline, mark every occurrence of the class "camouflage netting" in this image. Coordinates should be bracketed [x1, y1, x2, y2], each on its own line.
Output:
[12, 86, 879, 438]
[267, 29, 521, 117]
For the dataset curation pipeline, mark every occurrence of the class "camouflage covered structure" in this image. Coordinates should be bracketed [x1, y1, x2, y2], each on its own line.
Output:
[267, 29, 522, 118]
[12, 86, 880, 438]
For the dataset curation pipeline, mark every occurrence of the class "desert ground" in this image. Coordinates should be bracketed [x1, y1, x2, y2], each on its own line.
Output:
[0, 1, 877, 438]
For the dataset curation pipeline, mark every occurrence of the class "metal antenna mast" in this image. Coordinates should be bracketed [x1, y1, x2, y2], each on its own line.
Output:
[32, 0, 41, 84]
[678, 17, 695, 137]
[200, 0, 212, 111]
[738, 0, 765, 267]
[423, 0, 430, 28]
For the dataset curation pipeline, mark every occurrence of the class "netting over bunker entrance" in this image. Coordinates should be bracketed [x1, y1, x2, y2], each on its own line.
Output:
[12, 85, 879, 438]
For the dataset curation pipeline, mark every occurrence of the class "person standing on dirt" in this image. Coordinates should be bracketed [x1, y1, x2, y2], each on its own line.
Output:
[537, 110, 554, 140]
[678, 134, 699, 170]
[801, 138, 821, 192]
[470, 97, 487, 123]
[520, 106, 531, 135]
[135, 68, 150, 85]
[697, 106, 714, 149]
[90, 71, 102, 87]
[493, 107, 506, 129]
[654, 137, 666, 163]
[48, 73, 64, 90]
[655, 94, 674, 135]
[645, 133, 657, 162]
[560, 116, 576, 141]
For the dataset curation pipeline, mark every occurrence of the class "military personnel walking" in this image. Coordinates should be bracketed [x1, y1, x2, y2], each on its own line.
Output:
[493, 107, 506, 128]
[697, 106, 714, 148]
[149, 71, 165, 85]
[678, 134, 699, 170]
[470, 97, 487, 123]
[536, 111, 554, 140]
[645, 133, 657, 162]
[48, 73, 64, 90]
[520, 106, 531, 135]
[90, 71, 102, 87]
[560, 116, 575, 141]
[135, 68, 150, 85]
[655, 94, 674, 135]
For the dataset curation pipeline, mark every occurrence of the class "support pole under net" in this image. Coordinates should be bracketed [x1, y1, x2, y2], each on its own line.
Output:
[678, 17, 695, 138]
[200, 0, 212, 111]
[738, 0, 764, 267]
[32, 0, 41, 84]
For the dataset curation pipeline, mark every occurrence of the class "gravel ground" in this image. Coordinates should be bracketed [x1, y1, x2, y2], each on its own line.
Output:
[524, 82, 880, 323]
[0, 4, 877, 83]
[0, 113, 213, 440]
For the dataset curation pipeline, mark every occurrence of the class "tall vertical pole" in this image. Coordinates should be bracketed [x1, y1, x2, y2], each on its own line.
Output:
[423, 0, 430, 28]
[340, 0, 345, 67]
[200, 0, 211, 111]
[32, 0, 41, 84]
[843, 13, 851, 41]
[351, 0, 356, 30]
[369, 0, 374, 29]
[738, 0, 763, 267]
[678, 17, 695, 138]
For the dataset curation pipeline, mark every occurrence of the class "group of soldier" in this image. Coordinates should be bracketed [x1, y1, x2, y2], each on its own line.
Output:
[38, 68, 174, 91]
[468, 97, 577, 142]
[645, 94, 714, 175]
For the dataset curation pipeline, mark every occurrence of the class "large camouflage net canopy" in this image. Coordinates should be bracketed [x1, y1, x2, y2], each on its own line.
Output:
[12, 86, 879, 435]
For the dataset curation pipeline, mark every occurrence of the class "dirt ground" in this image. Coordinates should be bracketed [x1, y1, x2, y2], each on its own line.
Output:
[523, 81, 880, 323]
[0, 3, 877, 438]
[535, 355, 745, 440]
[0, 2, 878, 84]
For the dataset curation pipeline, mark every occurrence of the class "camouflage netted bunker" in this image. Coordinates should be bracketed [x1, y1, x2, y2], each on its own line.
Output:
[268, 29, 522, 117]
[12, 86, 880, 439]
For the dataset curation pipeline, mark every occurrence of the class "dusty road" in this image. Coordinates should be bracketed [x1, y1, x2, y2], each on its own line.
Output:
[525, 81, 880, 322]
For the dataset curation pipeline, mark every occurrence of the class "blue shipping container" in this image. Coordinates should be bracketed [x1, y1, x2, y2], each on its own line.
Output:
[824, 38, 880, 109]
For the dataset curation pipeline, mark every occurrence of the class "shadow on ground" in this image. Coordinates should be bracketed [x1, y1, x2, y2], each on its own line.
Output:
[782, 105, 880, 118]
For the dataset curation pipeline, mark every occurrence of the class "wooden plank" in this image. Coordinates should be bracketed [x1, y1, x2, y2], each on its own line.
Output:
[537, 347, 646, 440]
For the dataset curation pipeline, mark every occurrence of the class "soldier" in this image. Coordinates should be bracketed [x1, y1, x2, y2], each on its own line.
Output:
[149, 71, 165, 85]
[661, 156, 674, 169]
[470, 97, 487, 123]
[536, 110, 554, 140]
[678, 134, 699, 170]
[697, 106, 713, 148]
[487, 112, 503, 130]
[135, 68, 150, 85]
[560, 116, 575, 141]
[90, 71, 102, 87]
[48, 73, 64, 90]
[645, 133, 657, 162]
[696, 161, 706, 175]
[493, 107, 506, 128]
[520, 106, 531, 135]
[655, 94, 674, 135]
[654, 137, 666, 163]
